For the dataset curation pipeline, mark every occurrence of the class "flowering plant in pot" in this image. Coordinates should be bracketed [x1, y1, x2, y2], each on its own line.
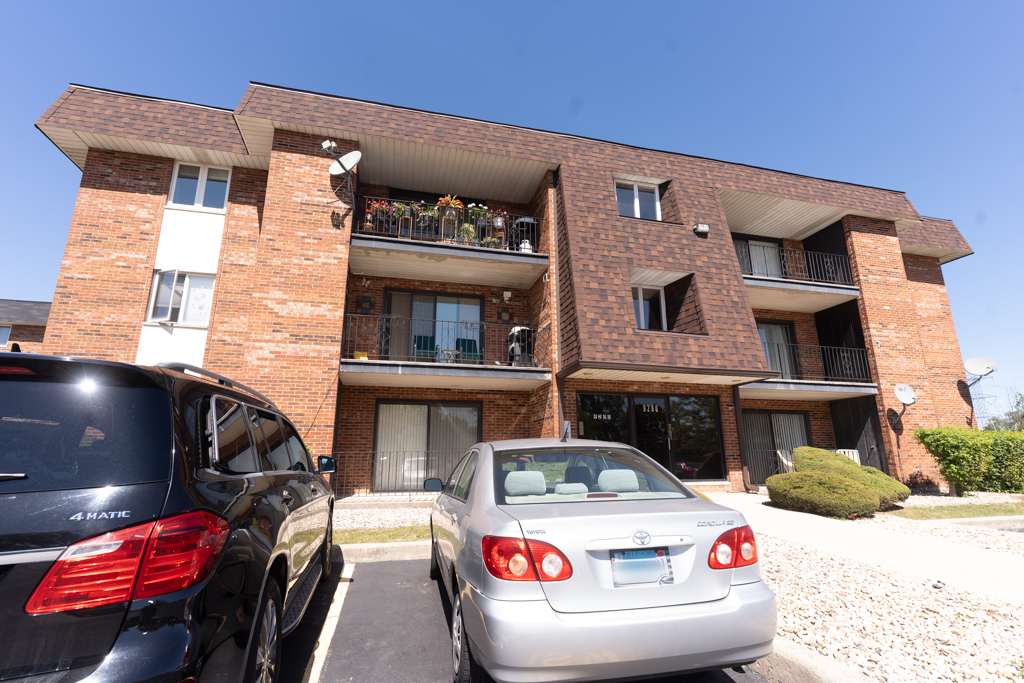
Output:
[437, 194, 464, 209]
[481, 236, 501, 249]
[458, 223, 476, 244]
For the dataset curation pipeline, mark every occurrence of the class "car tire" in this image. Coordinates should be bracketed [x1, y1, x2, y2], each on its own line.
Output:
[451, 586, 487, 683]
[244, 578, 282, 683]
[319, 510, 333, 582]
[429, 526, 441, 581]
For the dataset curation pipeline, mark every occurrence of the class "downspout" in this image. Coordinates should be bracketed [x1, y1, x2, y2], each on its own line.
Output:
[733, 384, 759, 493]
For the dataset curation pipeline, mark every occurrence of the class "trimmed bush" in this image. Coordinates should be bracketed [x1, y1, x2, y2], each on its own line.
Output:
[793, 447, 910, 509]
[766, 471, 880, 518]
[915, 427, 1024, 494]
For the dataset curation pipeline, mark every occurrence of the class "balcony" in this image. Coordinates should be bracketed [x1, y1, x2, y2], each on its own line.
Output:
[739, 343, 878, 401]
[735, 242, 859, 313]
[338, 314, 551, 390]
[349, 198, 549, 289]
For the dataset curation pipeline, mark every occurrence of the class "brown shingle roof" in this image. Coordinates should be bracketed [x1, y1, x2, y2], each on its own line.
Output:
[899, 217, 973, 264]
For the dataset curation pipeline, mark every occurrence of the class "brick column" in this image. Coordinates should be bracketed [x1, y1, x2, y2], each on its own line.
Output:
[528, 172, 561, 438]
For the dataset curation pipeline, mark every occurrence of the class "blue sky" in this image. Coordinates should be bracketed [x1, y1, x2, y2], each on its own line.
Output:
[1, 1, 1020, 419]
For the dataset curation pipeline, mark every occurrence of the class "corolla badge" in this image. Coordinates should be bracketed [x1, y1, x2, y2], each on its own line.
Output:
[632, 530, 652, 546]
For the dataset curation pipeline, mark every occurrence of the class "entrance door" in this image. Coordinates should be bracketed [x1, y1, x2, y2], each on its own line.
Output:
[633, 397, 670, 471]
[742, 411, 810, 485]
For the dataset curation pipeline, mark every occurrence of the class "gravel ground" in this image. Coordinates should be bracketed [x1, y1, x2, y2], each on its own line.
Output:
[902, 491, 1024, 508]
[760, 534, 1024, 682]
[333, 506, 431, 530]
[855, 514, 1024, 557]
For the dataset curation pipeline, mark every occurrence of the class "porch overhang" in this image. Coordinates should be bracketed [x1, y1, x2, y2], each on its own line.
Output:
[743, 277, 860, 314]
[339, 359, 550, 390]
[739, 379, 878, 401]
[349, 235, 548, 288]
[558, 361, 775, 385]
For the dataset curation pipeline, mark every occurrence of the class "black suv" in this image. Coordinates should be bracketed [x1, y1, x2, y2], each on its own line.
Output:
[0, 354, 336, 683]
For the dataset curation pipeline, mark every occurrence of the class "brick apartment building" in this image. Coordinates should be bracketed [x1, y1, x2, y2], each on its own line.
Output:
[31, 83, 975, 493]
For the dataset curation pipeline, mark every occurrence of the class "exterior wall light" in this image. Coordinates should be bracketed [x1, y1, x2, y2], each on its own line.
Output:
[693, 222, 710, 235]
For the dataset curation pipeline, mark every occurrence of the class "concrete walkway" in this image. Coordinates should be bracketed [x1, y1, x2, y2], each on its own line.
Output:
[707, 492, 1024, 605]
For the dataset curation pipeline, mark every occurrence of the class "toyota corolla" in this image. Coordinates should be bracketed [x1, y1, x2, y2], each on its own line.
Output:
[424, 438, 776, 683]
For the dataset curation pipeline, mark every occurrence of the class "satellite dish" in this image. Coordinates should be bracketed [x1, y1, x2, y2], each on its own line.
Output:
[329, 150, 361, 176]
[964, 356, 997, 377]
[894, 384, 917, 406]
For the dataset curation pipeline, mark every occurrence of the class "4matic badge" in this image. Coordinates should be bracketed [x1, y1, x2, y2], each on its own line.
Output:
[68, 510, 131, 521]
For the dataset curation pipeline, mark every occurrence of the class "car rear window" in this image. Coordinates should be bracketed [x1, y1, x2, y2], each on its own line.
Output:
[493, 447, 693, 505]
[0, 378, 172, 493]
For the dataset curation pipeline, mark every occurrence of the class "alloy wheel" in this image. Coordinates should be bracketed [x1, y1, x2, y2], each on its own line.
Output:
[255, 597, 279, 683]
[451, 593, 462, 677]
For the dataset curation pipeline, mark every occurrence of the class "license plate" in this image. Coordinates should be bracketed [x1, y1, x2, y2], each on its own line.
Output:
[610, 547, 674, 586]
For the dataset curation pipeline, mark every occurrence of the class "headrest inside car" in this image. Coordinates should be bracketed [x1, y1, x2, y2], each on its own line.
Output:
[597, 469, 640, 493]
[504, 470, 546, 496]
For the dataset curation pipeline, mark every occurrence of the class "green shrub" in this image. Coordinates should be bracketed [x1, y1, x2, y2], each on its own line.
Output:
[793, 447, 909, 508]
[984, 432, 1024, 493]
[766, 471, 880, 518]
[914, 428, 994, 493]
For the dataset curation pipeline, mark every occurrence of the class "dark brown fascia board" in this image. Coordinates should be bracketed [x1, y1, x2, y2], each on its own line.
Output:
[242, 82, 909, 197]
[556, 360, 778, 383]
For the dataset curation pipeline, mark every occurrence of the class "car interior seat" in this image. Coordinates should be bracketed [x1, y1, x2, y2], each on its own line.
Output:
[564, 465, 594, 491]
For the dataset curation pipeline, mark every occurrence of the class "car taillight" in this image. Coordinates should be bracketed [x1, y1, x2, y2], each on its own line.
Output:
[25, 511, 230, 614]
[708, 525, 758, 570]
[482, 536, 572, 582]
[26, 522, 156, 614]
[134, 511, 230, 599]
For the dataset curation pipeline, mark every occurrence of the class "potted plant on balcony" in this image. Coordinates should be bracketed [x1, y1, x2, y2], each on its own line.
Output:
[438, 195, 463, 242]
[481, 236, 501, 249]
[458, 223, 476, 245]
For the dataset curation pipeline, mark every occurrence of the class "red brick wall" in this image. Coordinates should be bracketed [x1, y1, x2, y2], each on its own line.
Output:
[331, 385, 533, 493]
[4, 325, 46, 354]
[43, 149, 173, 360]
[561, 379, 744, 492]
[751, 308, 820, 347]
[527, 172, 560, 438]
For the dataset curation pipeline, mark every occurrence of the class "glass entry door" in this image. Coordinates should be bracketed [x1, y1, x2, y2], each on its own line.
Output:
[633, 397, 670, 471]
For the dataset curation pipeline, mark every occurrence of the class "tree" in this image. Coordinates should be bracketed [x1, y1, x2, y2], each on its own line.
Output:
[984, 392, 1024, 432]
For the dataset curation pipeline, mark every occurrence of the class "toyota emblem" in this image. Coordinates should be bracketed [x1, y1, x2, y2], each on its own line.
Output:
[632, 530, 652, 546]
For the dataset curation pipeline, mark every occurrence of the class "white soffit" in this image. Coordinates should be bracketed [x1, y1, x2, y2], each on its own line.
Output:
[628, 266, 689, 288]
[38, 126, 267, 171]
[566, 367, 756, 385]
[719, 189, 922, 239]
[235, 116, 557, 204]
[613, 172, 668, 186]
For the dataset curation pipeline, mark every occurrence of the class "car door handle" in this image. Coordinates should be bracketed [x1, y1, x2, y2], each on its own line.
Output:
[282, 491, 294, 505]
[310, 485, 318, 495]
[450, 512, 458, 525]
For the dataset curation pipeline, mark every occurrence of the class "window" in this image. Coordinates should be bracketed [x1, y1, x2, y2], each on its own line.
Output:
[147, 270, 215, 326]
[256, 410, 292, 472]
[212, 398, 259, 474]
[451, 451, 479, 500]
[170, 163, 231, 210]
[615, 182, 661, 221]
[280, 419, 314, 472]
[632, 286, 666, 330]
[0, 326, 10, 347]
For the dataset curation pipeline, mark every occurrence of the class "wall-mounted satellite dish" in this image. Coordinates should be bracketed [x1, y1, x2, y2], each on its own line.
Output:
[329, 150, 361, 176]
[965, 356, 997, 378]
[894, 383, 917, 406]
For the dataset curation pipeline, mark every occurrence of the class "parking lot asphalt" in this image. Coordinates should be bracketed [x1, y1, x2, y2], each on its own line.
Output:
[280, 555, 769, 683]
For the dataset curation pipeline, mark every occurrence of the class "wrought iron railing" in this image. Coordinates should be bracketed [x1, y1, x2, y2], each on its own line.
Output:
[356, 197, 545, 254]
[342, 314, 548, 368]
[747, 449, 793, 486]
[735, 242, 853, 285]
[762, 342, 871, 383]
[333, 450, 464, 497]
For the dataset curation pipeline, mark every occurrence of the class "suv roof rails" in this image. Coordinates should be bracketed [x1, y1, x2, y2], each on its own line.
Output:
[155, 362, 279, 410]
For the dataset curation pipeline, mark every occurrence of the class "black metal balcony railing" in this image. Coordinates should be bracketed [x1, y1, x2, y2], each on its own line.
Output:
[356, 197, 545, 254]
[332, 450, 464, 497]
[342, 314, 547, 368]
[735, 242, 854, 285]
[747, 449, 795, 487]
[762, 342, 871, 383]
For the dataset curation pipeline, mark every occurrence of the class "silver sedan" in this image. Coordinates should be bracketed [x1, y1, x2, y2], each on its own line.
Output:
[424, 438, 776, 683]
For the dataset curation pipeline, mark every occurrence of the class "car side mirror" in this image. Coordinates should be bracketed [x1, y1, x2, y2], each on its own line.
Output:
[317, 456, 337, 474]
[424, 478, 443, 492]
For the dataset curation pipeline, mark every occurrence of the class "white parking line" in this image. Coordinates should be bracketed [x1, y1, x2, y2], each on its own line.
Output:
[306, 561, 356, 683]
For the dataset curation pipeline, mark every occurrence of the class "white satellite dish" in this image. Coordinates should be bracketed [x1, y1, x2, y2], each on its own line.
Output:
[329, 150, 361, 176]
[894, 384, 917, 406]
[965, 356, 997, 377]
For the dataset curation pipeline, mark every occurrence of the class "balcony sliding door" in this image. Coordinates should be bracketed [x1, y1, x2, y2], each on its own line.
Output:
[742, 411, 810, 486]
[757, 322, 795, 380]
[384, 291, 482, 363]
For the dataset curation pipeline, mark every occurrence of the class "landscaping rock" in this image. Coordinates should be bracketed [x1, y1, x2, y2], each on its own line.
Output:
[334, 506, 431, 530]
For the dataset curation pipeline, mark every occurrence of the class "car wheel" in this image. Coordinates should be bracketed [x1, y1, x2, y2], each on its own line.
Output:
[451, 587, 486, 683]
[244, 578, 282, 683]
[429, 525, 441, 581]
[319, 510, 333, 582]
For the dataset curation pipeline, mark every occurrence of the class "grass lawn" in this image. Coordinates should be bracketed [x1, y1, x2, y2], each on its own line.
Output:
[334, 525, 431, 545]
[890, 502, 1024, 520]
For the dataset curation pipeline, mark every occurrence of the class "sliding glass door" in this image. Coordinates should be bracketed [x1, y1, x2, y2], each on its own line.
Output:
[384, 291, 482, 362]
[742, 411, 810, 485]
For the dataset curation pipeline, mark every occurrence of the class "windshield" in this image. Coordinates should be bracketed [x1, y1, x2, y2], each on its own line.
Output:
[493, 446, 693, 505]
[0, 379, 172, 493]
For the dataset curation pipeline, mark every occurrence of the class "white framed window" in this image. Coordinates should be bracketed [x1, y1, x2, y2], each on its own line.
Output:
[632, 286, 667, 331]
[615, 182, 661, 221]
[0, 326, 10, 347]
[146, 270, 216, 326]
[169, 162, 231, 211]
